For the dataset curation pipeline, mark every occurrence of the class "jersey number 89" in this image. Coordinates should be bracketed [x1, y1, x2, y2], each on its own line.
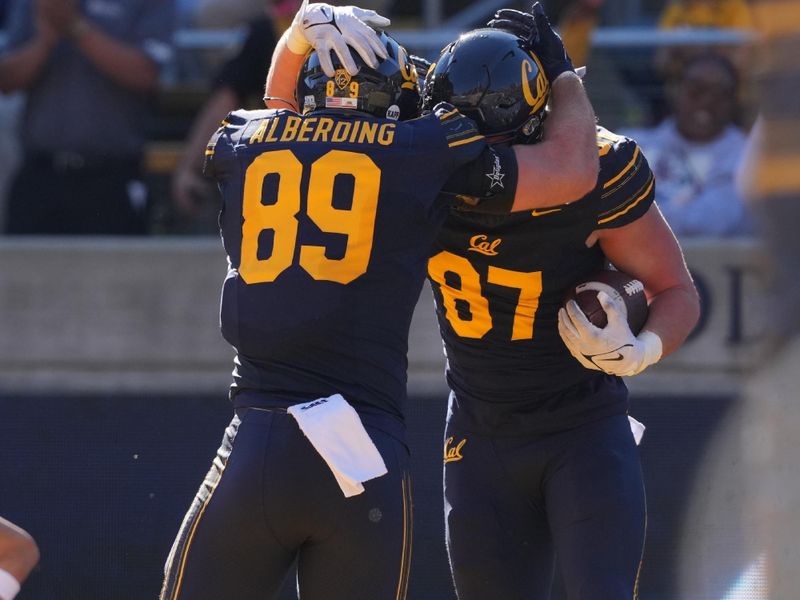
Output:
[240, 149, 380, 285]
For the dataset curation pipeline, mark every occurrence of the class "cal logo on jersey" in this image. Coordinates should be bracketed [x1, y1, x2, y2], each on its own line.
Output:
[522, 52, 549, 114]
[444, 437, 467, 463]
[468, 234, 501, 256]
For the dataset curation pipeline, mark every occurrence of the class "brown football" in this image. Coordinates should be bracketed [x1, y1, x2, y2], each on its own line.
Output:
[564, 270, 648, 334]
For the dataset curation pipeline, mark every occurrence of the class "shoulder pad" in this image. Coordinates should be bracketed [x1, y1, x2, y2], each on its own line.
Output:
[432, 102, 461, 120]
[223, 108, 282, 130]
[592, 130, 655, 229]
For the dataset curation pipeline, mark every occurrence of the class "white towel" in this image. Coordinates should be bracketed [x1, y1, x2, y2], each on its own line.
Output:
[628, 415, 646, 445]
[288, 394, 388, 497]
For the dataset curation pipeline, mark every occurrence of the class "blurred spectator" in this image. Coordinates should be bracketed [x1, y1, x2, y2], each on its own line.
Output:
[0, 93, 22, 234]
[623, 52, 753, 237]
[191, 0, 389, 32]
[656, 0, 753, 114]
[0, 0, 175, 235]
[172, 14, 277, 230]
[737, 0, 800, 594]
[191, 0, 265, 29]
[658, 0, 753, 29]
[558, 0, 604, 69]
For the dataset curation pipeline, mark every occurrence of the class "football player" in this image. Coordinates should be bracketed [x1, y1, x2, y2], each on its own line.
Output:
[160, 4, 598, 599]
[424, 7, 701, 600]
[0, 516, 38, 600]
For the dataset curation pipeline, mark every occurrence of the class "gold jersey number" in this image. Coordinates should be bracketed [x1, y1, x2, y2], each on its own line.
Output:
[428, 251, 543, 340]
[240, 149, 380, 284]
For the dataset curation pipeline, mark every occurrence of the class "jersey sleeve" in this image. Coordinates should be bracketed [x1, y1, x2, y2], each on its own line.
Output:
[429, 102, 487, 170]
[592, 130, 656, 230]
[203, 111, 247, 182]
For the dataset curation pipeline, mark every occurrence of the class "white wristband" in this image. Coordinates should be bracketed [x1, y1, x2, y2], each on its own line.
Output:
[0, 568, 21, 600]
[637, 330, 663, 371]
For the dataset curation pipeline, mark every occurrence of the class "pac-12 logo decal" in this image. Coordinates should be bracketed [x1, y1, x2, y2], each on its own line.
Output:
[521, 54, 548, 113]
[334, 68, 351, 90]
[444, 437, 467, 463]
[468, 234, 501, 256]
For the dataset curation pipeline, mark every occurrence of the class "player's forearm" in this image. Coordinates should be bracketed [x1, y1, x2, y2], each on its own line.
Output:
[0, 36, 57, 93]
[641, 284, 700, 357]
[263, 30, 303, 111]
[71, 21, 159, 94]
[511, 73, 598, 211]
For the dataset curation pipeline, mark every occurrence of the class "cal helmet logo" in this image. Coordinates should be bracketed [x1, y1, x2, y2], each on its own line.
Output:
[399, 48, 419, 91]
[521, 53, 548, 114]
[334, 68, 351, 90]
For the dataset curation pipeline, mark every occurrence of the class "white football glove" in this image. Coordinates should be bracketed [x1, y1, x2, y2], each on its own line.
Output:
[558, 290, 663, 377]
[286, 0, 391, 77]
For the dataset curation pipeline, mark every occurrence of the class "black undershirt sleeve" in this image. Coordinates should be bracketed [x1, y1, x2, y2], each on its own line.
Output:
[441, 145, 519, 214]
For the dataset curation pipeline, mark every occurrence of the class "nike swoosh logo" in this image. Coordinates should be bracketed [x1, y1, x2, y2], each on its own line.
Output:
[530, 208, 562, 217]
[583, 344, 633, 366]
[596, 353, 625, 362]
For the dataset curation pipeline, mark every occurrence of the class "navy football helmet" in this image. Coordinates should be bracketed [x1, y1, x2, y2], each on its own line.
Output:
[423, 28, 550, 143]
[297, 30, 420, 121]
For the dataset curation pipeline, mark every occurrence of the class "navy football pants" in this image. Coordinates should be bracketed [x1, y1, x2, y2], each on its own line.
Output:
[444, 413, 646, 600]
[161, 408, 413, 600]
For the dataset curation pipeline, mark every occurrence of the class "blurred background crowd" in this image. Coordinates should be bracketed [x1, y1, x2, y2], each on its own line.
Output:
[0, 0, 758, 238]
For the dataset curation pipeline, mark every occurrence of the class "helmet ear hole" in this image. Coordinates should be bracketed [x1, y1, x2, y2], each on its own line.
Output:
[519, 113, 545, 143]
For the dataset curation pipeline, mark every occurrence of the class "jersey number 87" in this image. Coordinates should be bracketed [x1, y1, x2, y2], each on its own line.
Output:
[429, 251, 543, 341]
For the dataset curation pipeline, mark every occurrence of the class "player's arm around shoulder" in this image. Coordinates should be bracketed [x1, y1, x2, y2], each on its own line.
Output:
[454, 73, 598, 214]
[510, 71, 599, 211]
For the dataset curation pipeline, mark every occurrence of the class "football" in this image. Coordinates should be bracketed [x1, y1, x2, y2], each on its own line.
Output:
[564, 270, 648, 334]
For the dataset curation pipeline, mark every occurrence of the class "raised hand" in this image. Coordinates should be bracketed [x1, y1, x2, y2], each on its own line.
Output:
[488, 2, 574, 82]
[287, 0, 391, 76]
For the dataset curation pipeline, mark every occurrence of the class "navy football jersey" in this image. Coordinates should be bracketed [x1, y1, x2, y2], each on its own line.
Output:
[428, 127, 656, 435]
[204, 105, 485, 431]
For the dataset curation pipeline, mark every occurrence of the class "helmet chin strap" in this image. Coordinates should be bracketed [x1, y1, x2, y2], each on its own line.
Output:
[262, 96, 298, 110]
